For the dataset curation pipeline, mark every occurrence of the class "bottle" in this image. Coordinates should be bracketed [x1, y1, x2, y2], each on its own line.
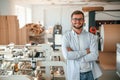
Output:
[31, 53, 36, 70]
[14, 63, 19, 72]
[13, 57, 19, 73]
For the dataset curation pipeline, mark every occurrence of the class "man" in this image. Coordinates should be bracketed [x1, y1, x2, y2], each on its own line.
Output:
[62, 10, 102, 80]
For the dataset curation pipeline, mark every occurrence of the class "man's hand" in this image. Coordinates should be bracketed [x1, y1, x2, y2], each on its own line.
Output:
[67, 47, 73, 52]
[86, 48, 90, 54]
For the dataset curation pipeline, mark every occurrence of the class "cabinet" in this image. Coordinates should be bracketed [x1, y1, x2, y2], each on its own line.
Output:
[0, 16, 8, 44]
[0, 16, 19, 45]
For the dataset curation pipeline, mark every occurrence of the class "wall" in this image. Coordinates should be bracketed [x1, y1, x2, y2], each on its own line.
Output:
[15, 5, 32, 28]
[0, 0, 32, 28]
[0, 0, 120, 33]
[32, 5, 89, 34]
[0, 0, 15, 15]
[0, 0, 10, 15]
[32, 4, 120, 34]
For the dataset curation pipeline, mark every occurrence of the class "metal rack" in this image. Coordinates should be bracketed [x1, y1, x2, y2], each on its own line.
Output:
[0, 44, 66, 80]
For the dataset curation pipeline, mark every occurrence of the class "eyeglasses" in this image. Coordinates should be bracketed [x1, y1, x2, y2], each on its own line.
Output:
[72, 18, 84, 21]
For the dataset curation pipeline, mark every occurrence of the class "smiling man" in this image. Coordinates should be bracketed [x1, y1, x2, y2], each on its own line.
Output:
[62, 10, 102, 80]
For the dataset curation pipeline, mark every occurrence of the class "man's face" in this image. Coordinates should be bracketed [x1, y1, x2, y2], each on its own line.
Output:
[71, 14, 84, 29]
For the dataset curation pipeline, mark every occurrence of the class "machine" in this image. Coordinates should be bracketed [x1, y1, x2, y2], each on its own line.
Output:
[53, 24, 62, 50]
[116, 43, 120, 77]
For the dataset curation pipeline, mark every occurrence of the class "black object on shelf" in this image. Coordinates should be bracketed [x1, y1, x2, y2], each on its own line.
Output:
[53, 24, 62, 50]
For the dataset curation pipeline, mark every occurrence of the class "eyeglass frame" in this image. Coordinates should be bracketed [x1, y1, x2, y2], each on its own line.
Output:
[72, 18, 84, 21]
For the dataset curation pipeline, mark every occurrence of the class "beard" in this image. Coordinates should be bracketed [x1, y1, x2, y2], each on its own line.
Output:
[73, 24, 83, 29]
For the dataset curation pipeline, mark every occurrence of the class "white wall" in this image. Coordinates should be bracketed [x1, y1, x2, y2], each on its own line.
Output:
[0, 0, 15, 15]
[32, 4, 120, 33]
[15, 5, 32, 28]
[0, 0, 120, 33]
[32, 5, 89, 33]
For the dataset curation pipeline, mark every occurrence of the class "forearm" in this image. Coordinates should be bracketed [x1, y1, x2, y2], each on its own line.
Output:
[84, 49, 98, 62]
[66, 47, 98, 62]
[67, 50, 87, 60]
[62, 47, 87, 60]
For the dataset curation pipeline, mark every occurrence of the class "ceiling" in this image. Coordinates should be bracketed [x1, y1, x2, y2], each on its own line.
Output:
[12, 0, 120, 5]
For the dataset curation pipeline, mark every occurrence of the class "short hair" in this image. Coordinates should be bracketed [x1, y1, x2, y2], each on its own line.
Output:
[71, 10, 84, 19]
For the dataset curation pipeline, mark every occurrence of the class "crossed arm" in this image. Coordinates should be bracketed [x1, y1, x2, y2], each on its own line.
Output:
[62, 35, 98, 62]
[67, 47, 90, 54]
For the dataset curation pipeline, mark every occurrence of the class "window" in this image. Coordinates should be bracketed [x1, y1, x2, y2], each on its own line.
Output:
[15, 5, 32, 28]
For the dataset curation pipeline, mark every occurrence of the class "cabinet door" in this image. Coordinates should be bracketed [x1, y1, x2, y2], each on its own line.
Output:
[7, 16, 19, 44]
[0, 16, 8, 44]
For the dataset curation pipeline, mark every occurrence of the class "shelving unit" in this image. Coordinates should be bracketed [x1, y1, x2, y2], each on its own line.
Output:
[0, 44, 66, 80]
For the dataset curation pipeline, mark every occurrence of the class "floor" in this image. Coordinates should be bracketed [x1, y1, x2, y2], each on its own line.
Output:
[99, 69, 120, 80]
[98, 52, 120, 80]
[54, 68, 120, 80]
[54, 51, 120, 80]
[99, 52, 116, 70]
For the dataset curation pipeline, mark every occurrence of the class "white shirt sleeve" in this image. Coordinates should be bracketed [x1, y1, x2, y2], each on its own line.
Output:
[84, 34, 99, 62]
[62, 35, 87, 60]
